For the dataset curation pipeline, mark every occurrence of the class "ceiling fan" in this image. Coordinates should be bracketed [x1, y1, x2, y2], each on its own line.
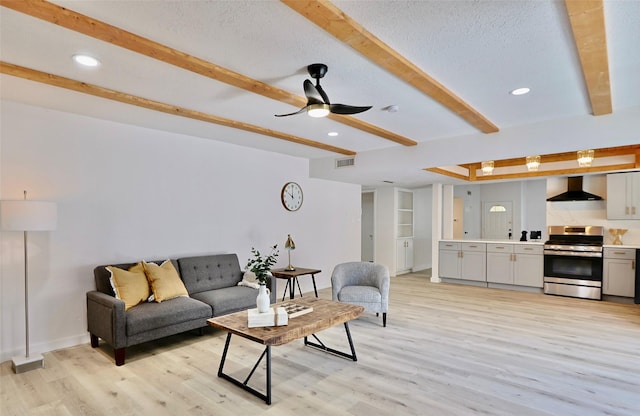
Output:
[275, 63, 372, 118]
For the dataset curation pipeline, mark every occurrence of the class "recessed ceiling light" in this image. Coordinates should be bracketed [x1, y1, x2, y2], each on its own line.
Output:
[72, 54, 101, 67]
[510, 87, 530, 96]
[328, 132, 339, 137]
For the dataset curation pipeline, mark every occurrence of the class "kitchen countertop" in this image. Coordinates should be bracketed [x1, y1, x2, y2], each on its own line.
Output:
[440, 239, 544, 245]
[440, 240, 640, 249]
[603, 244, 640, 249]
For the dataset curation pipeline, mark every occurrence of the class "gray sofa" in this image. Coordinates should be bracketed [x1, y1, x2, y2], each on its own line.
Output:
[87, 253, 276, 365]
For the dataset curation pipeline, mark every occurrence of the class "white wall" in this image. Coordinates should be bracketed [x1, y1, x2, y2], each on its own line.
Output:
[0, 101, 361, 362]
[547, 175, 640, 245]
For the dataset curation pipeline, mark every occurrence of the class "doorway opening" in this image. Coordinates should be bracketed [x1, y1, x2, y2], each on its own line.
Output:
[361, 191, 375, 262]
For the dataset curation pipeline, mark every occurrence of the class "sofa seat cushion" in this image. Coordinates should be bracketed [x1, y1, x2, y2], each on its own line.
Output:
[126, 296, 211, 336]
[191, 286, 259, 317]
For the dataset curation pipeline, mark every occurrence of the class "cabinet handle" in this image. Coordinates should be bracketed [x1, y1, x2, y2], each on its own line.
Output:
[459, 251, 464, 258]
[469, 245, 477, 248]
[523, 247, 533, 251]
[626, 207, 630, 215]
[513, 254, 517, 261]
[496, 246, 505, 249]
[633, 207, 637, 215]
[613, 251, 626, 255]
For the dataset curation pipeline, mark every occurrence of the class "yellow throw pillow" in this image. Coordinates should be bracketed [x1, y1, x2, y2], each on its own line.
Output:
[143, 260, 188, 302]
[107, 263, 150, 311]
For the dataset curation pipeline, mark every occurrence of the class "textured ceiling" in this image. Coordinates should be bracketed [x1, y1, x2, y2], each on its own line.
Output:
[1, 0, 639, 188]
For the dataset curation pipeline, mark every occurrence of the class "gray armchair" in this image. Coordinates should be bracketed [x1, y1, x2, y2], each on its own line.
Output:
[331, 262, 390, 327]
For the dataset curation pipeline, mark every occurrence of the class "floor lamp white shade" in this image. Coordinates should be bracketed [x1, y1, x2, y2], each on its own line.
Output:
[0, 193, 57, 374]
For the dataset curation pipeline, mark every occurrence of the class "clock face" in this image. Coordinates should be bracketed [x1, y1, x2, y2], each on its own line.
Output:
[281, 182, 303, 211]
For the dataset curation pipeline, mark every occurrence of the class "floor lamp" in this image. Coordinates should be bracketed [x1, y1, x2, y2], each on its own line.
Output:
[0, 191, 57, 374]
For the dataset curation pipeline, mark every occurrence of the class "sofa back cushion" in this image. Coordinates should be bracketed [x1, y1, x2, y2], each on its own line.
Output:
[178, 254, 243, 294]
[94, 259, 178, 297]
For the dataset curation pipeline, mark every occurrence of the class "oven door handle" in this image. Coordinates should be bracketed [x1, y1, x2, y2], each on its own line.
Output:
[543, 250, 602, 258]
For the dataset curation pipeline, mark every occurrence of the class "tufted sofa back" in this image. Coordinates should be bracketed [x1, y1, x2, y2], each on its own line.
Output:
[178, 254, 243, 294]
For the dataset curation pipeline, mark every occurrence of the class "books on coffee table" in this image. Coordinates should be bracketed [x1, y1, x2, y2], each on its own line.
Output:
[247, 307, 288, 328]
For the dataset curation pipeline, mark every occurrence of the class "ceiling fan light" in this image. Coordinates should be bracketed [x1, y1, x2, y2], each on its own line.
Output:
[307, 104, 330, 118]
[481, 161, 494, 175]
[577, 149, 594, 167]
[526, 155, 541, 171]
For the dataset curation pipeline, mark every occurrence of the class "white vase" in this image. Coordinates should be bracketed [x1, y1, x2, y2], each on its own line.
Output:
[256, 284, 270, 313]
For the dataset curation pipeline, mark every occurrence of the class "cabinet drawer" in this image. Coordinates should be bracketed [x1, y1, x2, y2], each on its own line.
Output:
[515, 244, 543, 255]
[461, 242, 486, 252]
[439, 241, 460, 251]
[603, 248, 636, 260]
[487, 243, 514, 253]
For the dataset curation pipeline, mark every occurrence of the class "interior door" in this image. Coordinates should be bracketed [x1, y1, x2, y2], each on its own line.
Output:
[361, 191, 375, 262]
[453, 197, 464, 239]
[482, 201, 513, 240]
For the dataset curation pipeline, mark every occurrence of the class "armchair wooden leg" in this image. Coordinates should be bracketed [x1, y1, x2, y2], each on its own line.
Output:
[90, 333, 99, 348]
[115, 348, 126, 366]
[383, 313, 387, 327]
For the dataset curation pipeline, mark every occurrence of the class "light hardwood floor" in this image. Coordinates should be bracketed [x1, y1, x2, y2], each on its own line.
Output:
[2, 272, 639, 415]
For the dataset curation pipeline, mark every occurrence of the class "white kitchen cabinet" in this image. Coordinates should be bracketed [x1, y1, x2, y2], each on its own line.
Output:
[486, 243, 543, 287]
[396, 238, 414, 274]
[607, 172, 640, 220]
[461, 243, 486, 282]
[603, 248, 636, 297]
[513, 244, 544, 287]
[439, 242, 461, 278]
[439, 241, 486, 281]
[487, 244, 514, 284]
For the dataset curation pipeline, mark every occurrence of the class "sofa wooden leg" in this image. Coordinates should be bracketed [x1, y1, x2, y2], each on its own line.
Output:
[90, 333, 99, 348]
[115, 348, 125, 366]
[383, 313, 387, 327]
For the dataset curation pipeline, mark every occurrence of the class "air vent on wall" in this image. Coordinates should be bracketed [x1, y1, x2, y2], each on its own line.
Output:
[335, 157, 355, 168]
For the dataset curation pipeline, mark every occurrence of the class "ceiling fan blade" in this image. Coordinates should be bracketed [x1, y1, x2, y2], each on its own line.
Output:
[303, 79, 325, 104]
[275, 106, 308, 117]
[329, 104, 372, 115]
[315, 84, 331, 104]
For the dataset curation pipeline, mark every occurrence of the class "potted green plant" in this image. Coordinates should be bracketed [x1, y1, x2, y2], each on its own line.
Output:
[246, 245, 278, 312]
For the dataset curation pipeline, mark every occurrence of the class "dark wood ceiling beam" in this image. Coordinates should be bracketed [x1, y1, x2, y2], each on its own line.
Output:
[0, 62, 356, 156]
[0, 0, 416, 147]
[281, 0, 499, 134]
[565, 0, 612, 115]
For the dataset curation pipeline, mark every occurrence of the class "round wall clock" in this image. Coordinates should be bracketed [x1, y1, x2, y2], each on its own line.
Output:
[281, 182, 303, 211]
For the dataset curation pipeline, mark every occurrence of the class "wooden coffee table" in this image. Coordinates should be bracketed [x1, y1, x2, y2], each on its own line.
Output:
[207, 297, 364, 404]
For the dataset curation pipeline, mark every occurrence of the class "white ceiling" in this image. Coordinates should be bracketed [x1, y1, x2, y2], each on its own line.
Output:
[1, 0, 639, 188]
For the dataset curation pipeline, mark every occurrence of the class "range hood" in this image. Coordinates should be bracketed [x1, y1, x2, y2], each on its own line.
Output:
[547, 176, 603, 202]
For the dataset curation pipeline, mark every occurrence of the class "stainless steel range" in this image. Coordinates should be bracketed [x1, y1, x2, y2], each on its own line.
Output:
[543, 226, 604, 300]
